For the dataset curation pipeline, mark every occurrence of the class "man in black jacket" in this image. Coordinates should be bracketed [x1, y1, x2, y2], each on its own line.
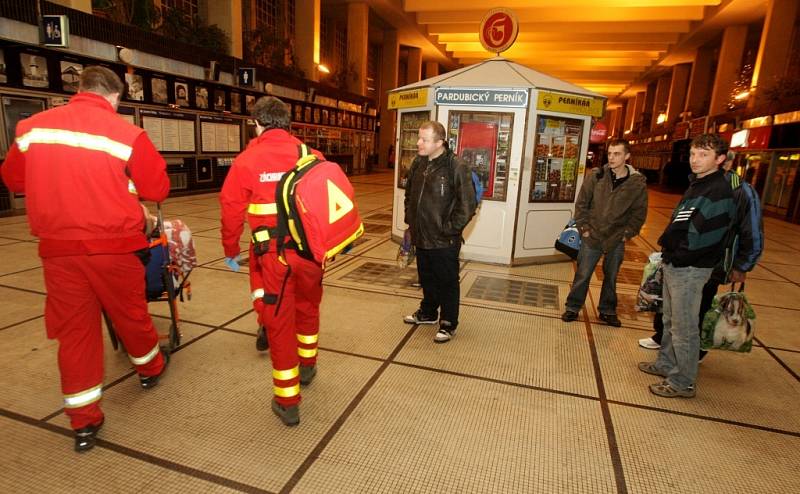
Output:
[403, 121, 478, 343]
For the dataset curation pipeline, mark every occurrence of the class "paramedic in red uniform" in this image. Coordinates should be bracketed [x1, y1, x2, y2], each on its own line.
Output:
[220, 96, 324, 426]
[1, 66, 170, 452]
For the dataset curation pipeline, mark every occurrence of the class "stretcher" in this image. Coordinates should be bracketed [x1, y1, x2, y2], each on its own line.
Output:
[105, 203, 196, 352]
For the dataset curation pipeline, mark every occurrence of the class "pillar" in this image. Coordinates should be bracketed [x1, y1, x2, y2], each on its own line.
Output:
[624, 97, 636, 134]
[295, 0, 321, 81]
[347, 2, 369, 96]
[709, 25, 748, 116]
[632, 91, 646, 133]
[205, 0, 243, 59]
[651, 74, 671, 130]
[748, 0, 800, 111]
[406, 47, 422, 84]
[666, 63, 692, 124]
[379, 29, 399, 168]
[425, 61, 439, 79]
[685, 46, 715, 118]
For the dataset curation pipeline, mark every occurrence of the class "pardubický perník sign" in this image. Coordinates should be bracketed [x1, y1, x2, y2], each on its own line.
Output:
[435, 88, 528, 108]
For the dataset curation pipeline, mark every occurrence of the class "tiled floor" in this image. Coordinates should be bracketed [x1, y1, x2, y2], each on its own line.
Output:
[1, 171, 799, 493]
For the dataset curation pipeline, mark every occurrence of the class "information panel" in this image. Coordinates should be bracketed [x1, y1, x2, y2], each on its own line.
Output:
[139, 109, 196, 152]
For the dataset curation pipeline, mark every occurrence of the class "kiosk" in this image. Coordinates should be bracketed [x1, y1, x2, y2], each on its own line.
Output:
[389, 57, 606, 265]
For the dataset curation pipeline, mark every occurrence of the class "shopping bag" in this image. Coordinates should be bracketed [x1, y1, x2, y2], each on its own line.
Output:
[554, 219, 581, 259]
[700, 283, 756, 352]
[636, 252, 663, 312]
[397, 229, 416, 269]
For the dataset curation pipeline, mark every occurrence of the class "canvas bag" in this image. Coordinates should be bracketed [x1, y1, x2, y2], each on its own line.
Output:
[700, 283, 756, 352]
[636, 252, 663, 312]
[276, 144, 364, 267]
[554, 219, 581, 259]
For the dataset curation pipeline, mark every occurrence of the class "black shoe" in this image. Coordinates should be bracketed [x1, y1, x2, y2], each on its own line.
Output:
[271, 399, 300, 426]
[299, 364, 317, 385]
[599, 313, 622, 327]
[74, 418, 104, 453]
[561, 310, 579, 322]
[256, 326, 269, 351]
[403, 310, 438, 325]
[139, 348, 170, 389]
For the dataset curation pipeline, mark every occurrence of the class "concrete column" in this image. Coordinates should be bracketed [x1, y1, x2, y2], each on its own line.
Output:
[666, 63, 692, 124]
[295, 0, 321, 81]
[379, 29, 399, 168]
[624, 97, 636, 134]
[406, 47, 422, 84]
[347, 2, 369, 96]
[51, 0, 91, 13]
[709, 25, 748, 116]
[632, 91, 646, 133]
[425, 61, 439, 79]
[205, 0, 243, 59]
[651, 74, 671, 130]
[611, 101, 626, 137]
[749, 0, 800, 111]
[685, 46, 715, 118]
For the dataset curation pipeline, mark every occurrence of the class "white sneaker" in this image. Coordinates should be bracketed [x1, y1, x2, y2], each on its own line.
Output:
[638, 337, 661, 350]
[434, 321, 455, 343]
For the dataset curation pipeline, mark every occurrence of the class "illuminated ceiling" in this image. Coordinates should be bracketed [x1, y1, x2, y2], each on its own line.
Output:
[351, 0, 769, 103]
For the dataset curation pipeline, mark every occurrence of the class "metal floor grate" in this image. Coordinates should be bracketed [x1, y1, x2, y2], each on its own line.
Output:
[594, 265, 644, 285]
[340, 261, 418, 289]
[467, 276, 559, 309]
[364, 213, 393, 222]
[363, 222, 393, 234]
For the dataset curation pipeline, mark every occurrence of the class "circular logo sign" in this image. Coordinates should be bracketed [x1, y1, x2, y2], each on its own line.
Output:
[480, 8, 519, 54]
[590, 122, 608, 144]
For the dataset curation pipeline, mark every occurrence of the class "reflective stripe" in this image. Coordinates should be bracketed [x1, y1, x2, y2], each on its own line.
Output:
[129, 343, 160, 366]
[274, 383, 300, 398]
[253, 229, 271, 242]
[297, 333, 318, 344]
[16, 128, 133, 161]
[273, 365, 299, 381]
[248, 203, 277, 215]
[324, 223, 365, 264]
[63, 384, 103, 409]
[298, 347, 317, 358]
[128, 179, 138, 195]
[251, 288, 265, 302]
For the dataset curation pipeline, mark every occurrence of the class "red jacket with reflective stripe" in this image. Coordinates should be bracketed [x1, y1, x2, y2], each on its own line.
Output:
[1, 92, 169, 257]
[219, 128, 323, 258]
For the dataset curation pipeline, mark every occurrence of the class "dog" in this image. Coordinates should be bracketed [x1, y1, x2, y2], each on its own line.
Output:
[712, 293, 754, 350]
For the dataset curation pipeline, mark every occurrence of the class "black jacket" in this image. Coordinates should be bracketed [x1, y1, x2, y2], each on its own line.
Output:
[659, 169, 736, 268]
[404, 149, 477, 249]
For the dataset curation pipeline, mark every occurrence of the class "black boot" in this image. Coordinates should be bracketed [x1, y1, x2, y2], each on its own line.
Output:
[74, 418, 104, 452]
[271, 399, 299, 426]
[140, 348, 170, 389]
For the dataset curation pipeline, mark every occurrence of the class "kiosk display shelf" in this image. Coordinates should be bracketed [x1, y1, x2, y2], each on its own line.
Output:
[397, 110, 431, 188]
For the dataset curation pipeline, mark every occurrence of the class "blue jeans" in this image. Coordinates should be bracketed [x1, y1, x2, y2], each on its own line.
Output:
[565, 241, 624, 315]
[654, 264, 713, 390]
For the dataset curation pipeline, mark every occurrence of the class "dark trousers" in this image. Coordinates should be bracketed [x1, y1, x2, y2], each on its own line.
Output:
[653, 277, 720, 358]
[416, 244, 461, 327]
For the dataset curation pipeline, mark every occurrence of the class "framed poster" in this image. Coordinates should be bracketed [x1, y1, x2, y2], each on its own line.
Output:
[245, 95, 255, 114]
[151, 78, 168, 104]
[125, 73, 144, 101]
[60, 61, 82, 93]
[195, 86, 209, 109]
[174, 82, 189, 106]
[21, 53, 49, 88]
[214, 89, 225, 111]
[0, 49, 6, 83]
[230, 92, 241, 113]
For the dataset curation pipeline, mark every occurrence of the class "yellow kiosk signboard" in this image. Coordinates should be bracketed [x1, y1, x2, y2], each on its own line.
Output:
[388, 88, 429, 110]
[537, 91, 604, 118]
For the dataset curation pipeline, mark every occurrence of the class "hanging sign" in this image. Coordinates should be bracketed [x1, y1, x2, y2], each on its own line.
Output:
[479, 8, 519, 54]
[537, 90, 605, 118]
[589, 122, 608, 143]
[388, 88, 429, 110]
[435, 87, 528, 107]
[42, 15, 69, 47]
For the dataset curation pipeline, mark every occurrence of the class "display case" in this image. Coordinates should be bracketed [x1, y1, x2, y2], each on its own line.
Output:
[447, 111, 513, 201]
[397, 110, 431, 188]
[529, 115, 584, 202]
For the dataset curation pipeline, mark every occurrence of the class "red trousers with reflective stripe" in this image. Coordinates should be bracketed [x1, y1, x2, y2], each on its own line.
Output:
[257, 248, 323, 406]
[42, 254, 166, 429]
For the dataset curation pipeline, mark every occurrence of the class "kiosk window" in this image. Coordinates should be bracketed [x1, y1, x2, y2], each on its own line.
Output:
[447, 111, 513, 202]
[530, 116, 584, 203]
[396, 110, 431, 189]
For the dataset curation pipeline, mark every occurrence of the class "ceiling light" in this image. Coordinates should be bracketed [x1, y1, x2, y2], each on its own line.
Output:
[317, 64, 330, 74]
